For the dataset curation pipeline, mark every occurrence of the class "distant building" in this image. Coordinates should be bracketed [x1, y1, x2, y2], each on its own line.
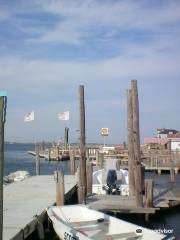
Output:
[157, 128, 178, 139]
[144, 137, 169, 150]
[170, 138, 180, 151]
[168, 131, 180, 138]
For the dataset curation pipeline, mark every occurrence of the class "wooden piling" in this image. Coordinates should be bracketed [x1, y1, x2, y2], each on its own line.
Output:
[70, 150, 76, 175]
[168, 140, 175, 182]
[127, 89, 135, 196]
[145, 179, 154, 208]
[86, 163, 93, 196]
[131, 80, 143, 207]
[64, 127, 69, 150]
[99, 152, 104, 169]
[48, 148, 51, 161]
[56, 145, 59, 160]
[55, 171, 65, 206]
[141, 166, 145, 194]
[0, 96, 5, 240]
[86, 148, 90, 163]
[41, 141, 45, 151]
[78, 85, 87, 204]
[96, 150, 99, 166]
[35, 145, 40, 175]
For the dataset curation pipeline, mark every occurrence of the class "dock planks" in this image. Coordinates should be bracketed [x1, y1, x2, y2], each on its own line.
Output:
[87, 195, 158, 214]
[3, 175, 77, 240]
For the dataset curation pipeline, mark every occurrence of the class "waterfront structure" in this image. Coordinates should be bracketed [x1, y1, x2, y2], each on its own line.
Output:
[157, 128, 178, 139]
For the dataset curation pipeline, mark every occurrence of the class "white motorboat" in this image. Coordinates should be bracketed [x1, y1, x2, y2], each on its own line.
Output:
[47, 205, 171, 240]
[93, 168, 129, 196]
[3, 170, 30, 184]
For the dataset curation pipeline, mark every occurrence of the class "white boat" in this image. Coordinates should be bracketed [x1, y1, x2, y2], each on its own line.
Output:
[93, 168, 129, 196]
[3, 171, 30, 184]
[47, 205, 170, 240]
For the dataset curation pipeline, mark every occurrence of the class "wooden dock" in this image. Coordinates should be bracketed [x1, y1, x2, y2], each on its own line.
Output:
[87, 186, 180, 215]
[3, 175, 77, 240]
[87, 195, 158, 214]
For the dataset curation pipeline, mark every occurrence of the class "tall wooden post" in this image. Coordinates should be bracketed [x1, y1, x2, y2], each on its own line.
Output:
[78, 85, 87, 204]
[127, 89, 135, 196]
[99, 152, 104, 169]
[42, 141, 45, 151]
[131, 80, 143, 207]
[56, 145, 59, 160]
[70, 150, 75, 175]
[86, 163, 93, 196]
[55, 171, 65, 206]
[86, 148, 89, 163]
[35, 144, 40, 175]
[168, 140, 175, 182]
[0, 94, 6, 240]
[96, 150, 99, 166]
[48, 148, 51, 161]
[64, 127, 69, 150]
[145, 179, 154, 207]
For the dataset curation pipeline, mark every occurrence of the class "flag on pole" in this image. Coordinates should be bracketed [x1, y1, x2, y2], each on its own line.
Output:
[24, 111, 34, 122]
[58, 111, 69, 120]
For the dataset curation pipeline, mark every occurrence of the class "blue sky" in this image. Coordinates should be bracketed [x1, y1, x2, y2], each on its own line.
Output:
[0, 0, 180, 143]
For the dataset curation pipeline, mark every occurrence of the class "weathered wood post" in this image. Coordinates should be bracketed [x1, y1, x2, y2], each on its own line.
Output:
[42, 141, 45, 151]
[56, 145, 59, 160]
[168, 140, 175, 182]
[0, 94, 6, 240]
[96, 150, 99, 166]
[175, 149, 179, 175]
[131, 80, 143, 207]
[145, 179, 153, 221]
[86, 163, 93, 196]
[0, 101, 3, 240]
[70, 150, 76, 175]
[35, 144, 40, 175]
[48, 148, 51, 161]
[145, 179, 154, 207]
[64, 127, 69, 150]
[99, 152, 104, 169]
[86, 148, 90, 163]
[78, 85, 87, 204]
[55, 171, 65, 206]
[127, 89, 135, 196]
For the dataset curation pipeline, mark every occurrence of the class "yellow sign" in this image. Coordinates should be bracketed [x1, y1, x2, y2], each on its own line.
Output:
[101, 128, 109, 136]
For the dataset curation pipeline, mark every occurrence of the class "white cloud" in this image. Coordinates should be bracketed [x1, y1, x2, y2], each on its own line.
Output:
[32, 0, 180, 45]
[1, 0, 180, 142]
[1, 0, 180, 46]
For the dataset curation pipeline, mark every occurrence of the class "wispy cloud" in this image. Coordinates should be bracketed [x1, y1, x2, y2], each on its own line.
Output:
[0, 0, 180, 142]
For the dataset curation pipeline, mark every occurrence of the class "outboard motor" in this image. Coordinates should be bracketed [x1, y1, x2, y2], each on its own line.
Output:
[105, 170, 117, 194]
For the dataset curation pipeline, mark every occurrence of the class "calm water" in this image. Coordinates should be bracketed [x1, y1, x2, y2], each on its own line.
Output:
[4, 143, 71, 176]
[4, 143, 180, 239]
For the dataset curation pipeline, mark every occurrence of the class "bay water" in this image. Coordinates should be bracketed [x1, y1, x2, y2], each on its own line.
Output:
[4, 143, 180, 239]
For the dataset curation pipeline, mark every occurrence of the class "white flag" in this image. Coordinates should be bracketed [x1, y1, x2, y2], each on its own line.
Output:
[24, 111, 34, 122]
[58, 111, 69, 120]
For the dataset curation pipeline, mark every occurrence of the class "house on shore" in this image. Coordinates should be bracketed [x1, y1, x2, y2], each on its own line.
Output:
[144, 128, 180, 151]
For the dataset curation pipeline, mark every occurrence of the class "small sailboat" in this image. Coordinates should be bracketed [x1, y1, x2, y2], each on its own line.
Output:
[47, 205, 170, 240]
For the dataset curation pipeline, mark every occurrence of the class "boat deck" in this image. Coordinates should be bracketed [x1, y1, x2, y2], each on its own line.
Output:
[72, 220, 139, 239]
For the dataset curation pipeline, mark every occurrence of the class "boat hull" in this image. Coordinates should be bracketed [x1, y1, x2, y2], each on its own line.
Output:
[47, 205, 169, 240]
